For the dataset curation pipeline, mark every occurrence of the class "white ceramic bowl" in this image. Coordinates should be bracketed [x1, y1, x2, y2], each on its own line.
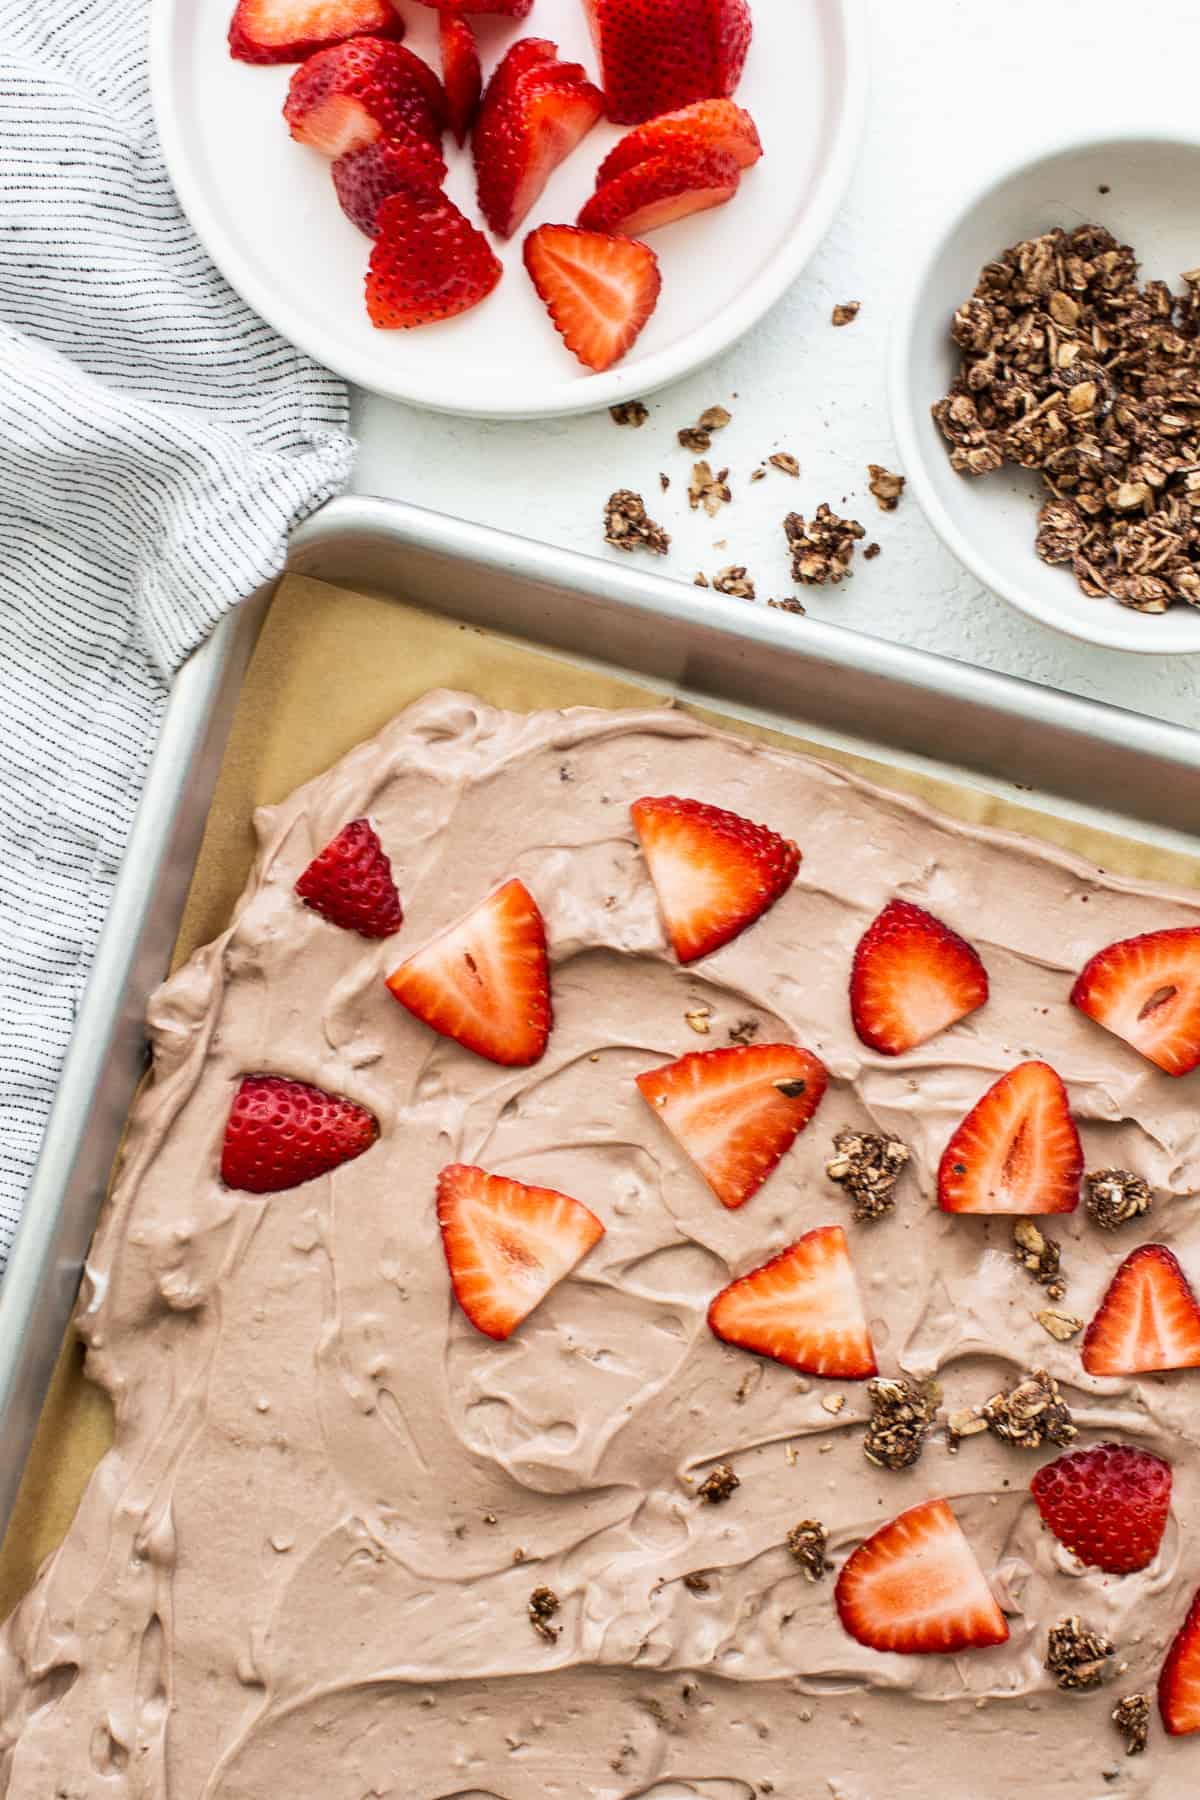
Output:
[890, 132, 1200, 655]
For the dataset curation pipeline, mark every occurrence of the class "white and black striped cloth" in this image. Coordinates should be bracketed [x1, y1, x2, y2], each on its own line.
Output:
[0, 0, 354, 1271]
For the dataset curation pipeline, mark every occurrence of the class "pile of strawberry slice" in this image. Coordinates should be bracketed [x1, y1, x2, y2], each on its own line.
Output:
[228, 0, 761, 368]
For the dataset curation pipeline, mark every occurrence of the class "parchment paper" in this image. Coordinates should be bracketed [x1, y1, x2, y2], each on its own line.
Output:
[3, 570, 1197, 1620]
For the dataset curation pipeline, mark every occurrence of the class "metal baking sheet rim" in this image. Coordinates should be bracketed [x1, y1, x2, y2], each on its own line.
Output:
[2, 491, 1198, 1539]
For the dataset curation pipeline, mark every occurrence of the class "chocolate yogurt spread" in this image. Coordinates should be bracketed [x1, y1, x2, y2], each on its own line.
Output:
[2, 691, 1200, 1798]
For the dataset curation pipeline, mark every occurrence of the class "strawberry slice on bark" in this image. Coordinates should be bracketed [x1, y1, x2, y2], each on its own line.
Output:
[284, 38, 446, 159]
[524, 224, 660, 372]
[1030, 1442, 1172, 1574]
[851, 899, 988, 1056]
[578, 146, 740, 238]
[937, 1060, 1082, 1215]
[437, 1163, 604, 1339]
[1082, 1242, 1200, 1376]
[229, 0, 403, 64]
[1160, 1588, 1200, 1734]
[1072, 926, 1200, 1077]
[631, 795, 799, 965]
[835, 1498, 1010, 1655]
[385, 877, 550, 1064]
[636, 1044, 827, 1210]
[294, 817, 403, 935]
[221, 1074, 378, 1193]
[597, 97, 762, 184]
[332, 130, 448, 235]
[584, 0, 753, 125]
[366, 188, 502, 327]
[439, 12, 482, 145]
[474, 41, 605, 238]
[707, 1225, 876, 1379]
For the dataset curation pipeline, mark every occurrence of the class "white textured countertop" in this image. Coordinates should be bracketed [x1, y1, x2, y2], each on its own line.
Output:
[352, 0, 1200, 727]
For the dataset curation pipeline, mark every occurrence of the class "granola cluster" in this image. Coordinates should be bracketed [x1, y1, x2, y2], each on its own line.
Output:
[1045, 1616, 1114, 1691]
[1086, 1167, 1152, 1230]
[933, 224, 1200, 613]
[677, 404, 731, 453]
[862, 1377, 937, 1471]
[603, 490, 670, 555]
[528, 1586, 561, 1642]
[1012, 1218, 1066, 1300]
[783, 505, 867, 585]
[980, 1368, 1076, 1450]
[826, 1129, 911, 1221]
[697, 1462, 740, 1503]
[1112, 1692, 1150, 1755]
[786, 1519, 829, 1581]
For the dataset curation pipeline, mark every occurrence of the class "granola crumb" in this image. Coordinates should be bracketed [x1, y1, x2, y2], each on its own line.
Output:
[604, 489, 670, 555]
[1046, 1616, 1114, 1690]
[682, 1570, 711, 1593]
[820, 1393, 845, 1416]
[689, 460, 732, 517]
[863, 541, 881, 559]
[677, 404, 732, 453]
[713, 564, 756, 598]
[528, 1586, 561, 1642]
[697, 1463, 740, 1503]
[867, 464, 906, 511]
[863, 1376, 937, 1470]
[786, 1519, 829, 1581]
[694, 571, 709, 586]
[768, 451, 800, 477]
[826, 1129, 911, 1221]
[1013, 1218, 1066, 1292]
[659, 472, 670, 492]
[768, 595, 807, 616]
[832, 301, 861, 327]
[728, 1016, 760, 1045]
[1086, 1168, 1152, 1230]
[1112, 1692, 1150, 1755]
[750, 466, 767, 483]
[784, 505, 866, 584]
[946, 1407, 988, 1452]
[983, 1368, 1077, 1450]
[483, 1512, 498, 1524]
[685, 1006, 712, 1034]
[609, 399, 648, 428]
[1037, 1308, 1084, 1342]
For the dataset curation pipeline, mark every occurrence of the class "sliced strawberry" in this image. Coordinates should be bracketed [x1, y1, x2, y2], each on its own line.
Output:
[412, 0, 533, 12]
[636, 1044, 827, 1210]
[524, 224, 660, 372]
[220, 1074, 378, 1194]
[578, 146, 739, 237]
[631, 795, 799, 965]
[583, 0, 752, 126]
[707, 1225, 876, 1379]
[1160, 1588, 1200, 1734]
[474, 43, 605, 239]
[333, 131, 447, 235]
[437, 1163, 604, 1339]
[850, 899, 988, 1056]
[439, 12, 482, 145]
[596, 98, 762, 184]
[284, 39, 446, 159]
[229, 0, 402, 64]
[835, 1498, 1009, 1656]
[937, 1061, 1082, 1215]
[1030, 1443, 1172, 1574]
[1082, 1243, 1200, 1376]
[366, 188, 502, 328]
[385, 877, 550, 1064]
[294, 816, 403, 935]
[1072, 927, 1200, 1078]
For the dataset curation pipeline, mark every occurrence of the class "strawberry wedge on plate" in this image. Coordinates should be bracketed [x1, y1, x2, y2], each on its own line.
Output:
[597, 98, 762, 185]
[835, 1498, 1009, 1655]
[937, 1060, 1082, 1214]
[583, 0, 753, 125]
[1072, 926, 1200, 1076]
[579, 146, 741, 238]
[524, 224, 660, 372]
[1081, 1243, 1200, 1376]
[851, 899, 988, 1056]
[473, 40, 604, 239]
[332, 131, 448, 235]
[229, 0, 403, 65]
[366, 188, 502, 327]
[631, 795, 799, 964]
[708, 1225, 876, 1379]
[437, 1164, 604, 1339]
[284, 38, 446, 158]
[439, 13, 482, 146]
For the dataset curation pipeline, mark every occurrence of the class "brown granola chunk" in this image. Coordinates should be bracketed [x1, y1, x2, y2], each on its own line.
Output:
[1013, 1218, 1066, 1300]
[1086, 1168, 1152, 1230]
[728, 1017, 759, 1045]
[610, 399, 648, 428]
[863, 541, 881, 559]
[528, 1586, 561, 1642]
[713, 565, 755, 598]
[1112, 1692, 1150, 1755]
[867, 464, 905, 511]
[832, 301, 860, 327]
[1046, 1616, 1114, 1690]
[862, 1376, 937, 1470]
[688, 460, 732, 517]
[982, 1368, 1076, 1450]
[697, 1463, 740, 1503]
[677, 404, 732, 453]
[768, 451, 800, 477]
[604, 490, 670, 555]
[1036, 1308, 1084, 1342]
[682, 1571, 711, 1593]
[786, 1519, 829, 1581]
[767, 595, 807, 616]
[784, 505, 866, 585]
[826, 1129, 911, 1221]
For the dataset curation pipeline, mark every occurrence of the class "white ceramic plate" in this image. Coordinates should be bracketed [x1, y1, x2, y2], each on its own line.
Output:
[150, 0, 866, 419]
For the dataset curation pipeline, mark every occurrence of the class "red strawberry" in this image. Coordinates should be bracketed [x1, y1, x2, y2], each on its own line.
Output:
[1082, 1243, 1200, 1377]
[294, 817, 403, 935]
[229, 0, 402, 64]
[1030, 1443, 1172, 1574]
[385, 877, 550, 1064]
[835, 1498, 1010, 1656]
[332, 131, 447, 234]
[631, 795, 799, 965]
[439, 13, 482, 145]
[437, 1163, 604, 1339]
[1072, 927, 1200, 1077]
[937, 1061, 1082, 1215]
[366, 188, 502, 328]
[524, 224, 660, 372]
[596, 98, 762, 184]
[474, 44, 605, 239]
[220, 1074, 378, 1194]
[583, 0, 752, 125]
[707, 1225, 876, 1379]
[850, 899, 988, 1056]
[411, 0, 533, 12]
[1160, 1588, 1200, 1735]
[578, 146, 739, 237]
[636, 1044, 827, 1210]
[284, 39, 446, 159]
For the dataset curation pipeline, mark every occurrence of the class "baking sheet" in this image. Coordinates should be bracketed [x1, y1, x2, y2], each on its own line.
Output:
[3, 569, 1198, 1621]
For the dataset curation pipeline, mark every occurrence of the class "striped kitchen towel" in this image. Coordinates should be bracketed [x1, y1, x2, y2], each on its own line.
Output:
[0, 0, 354, 1271]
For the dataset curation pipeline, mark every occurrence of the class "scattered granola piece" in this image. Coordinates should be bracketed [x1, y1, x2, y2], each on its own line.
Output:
[768, 596, 807, 616]
[867, 464, 905, 511]
[1112, 1692, 1150, 1755]
[682, 1571, 711, 1593]
[863, 541, 881, 559]
[1046, 1616, 1114, 1690]
[946, 1407, 988, 1451]
[1086, 1168, 1152, 1230]
[697, 1463, 740, 1504]
[768, 451, 800, 477]
[678, 404, 732, 453]
[659, 472, 670, 491]
[610, 399, 648, 428]
[713, 565, 755, 598]
[783, 505, 866, 584]
[694, 571, 709, 586]
[826, 1129, 911, 1222]
[685, 1006, 712, 1035]
[528, 1586, 561, 1642]
[832, 301, 860, 327]
[604, 489, 670, 555]
[863, 1376, 937, 1470]
[750, 466, 767, 483]
[820, 1393, 845, 1416]
[1013, 1218, 1066, 1298]
[1037, 1309, 1084, 1342]
[983, 1368, 1076, 1450]
[689, 461, 732, 517]
[786, 1519, 829, 1581]
[728, 1017, 759, 1045]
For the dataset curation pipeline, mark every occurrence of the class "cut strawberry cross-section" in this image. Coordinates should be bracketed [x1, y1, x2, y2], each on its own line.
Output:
[437, 1163, 605, 1339]
[578, 145, 740, 238]
[366, 188, 502, 328]
[294, 816, 403, 935]
[850, 899, 988, 1056]
[1160, 1587, 1200, 1735]
[473, 40, 604, 238]
[1072, 926, 1200, 1077]
[937, 1060, 1082, 1215]
[439, 12, 482, 145]
[1081, 1242, 1200, 1376]
[524, 224, 661, 373]
[229, 0, 403, 65]
[835, 1498, 1010, 1656]
[1030, 1442, 1172, 1574]
[284, 38, 446, 159]
[583, 0, 753, 125]
[636, 1043, 827, 1210]
[631, 795, 799, 964]
[707, 1224, 876, 1379]
[596, 97, 762, 185]
[220, 1074, 378, 1194]
[385, 877, 551, 1065]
